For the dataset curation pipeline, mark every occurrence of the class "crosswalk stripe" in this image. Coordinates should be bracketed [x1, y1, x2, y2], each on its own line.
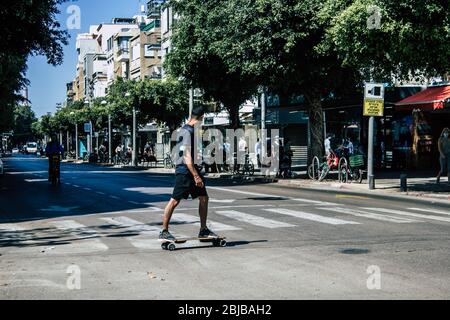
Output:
[100, 216, 160, 235]
[264, 208, 360, 225]
[50, 220, 108, 252]
[318, 207, 421, 223]
[172, 213, 241, 231]
[292, 198, 338, 206]
[408, 208, 450, 216]
[215, 210, 296, 229]
[362, 207, 450, 223]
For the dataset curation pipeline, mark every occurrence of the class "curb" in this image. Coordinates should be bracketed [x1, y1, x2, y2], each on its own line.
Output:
[276, 180, 450, 208]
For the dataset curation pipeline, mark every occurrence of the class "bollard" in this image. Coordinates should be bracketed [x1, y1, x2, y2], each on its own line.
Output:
[400, 174, 407, 192]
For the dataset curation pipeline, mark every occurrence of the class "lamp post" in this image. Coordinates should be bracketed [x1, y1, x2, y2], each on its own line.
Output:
[125, 92, 137, 167]
[70, 112, 78, 161]
[101, 100, 111, 163]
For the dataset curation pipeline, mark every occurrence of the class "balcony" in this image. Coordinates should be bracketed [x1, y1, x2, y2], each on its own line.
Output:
[117, 48, 130, 62]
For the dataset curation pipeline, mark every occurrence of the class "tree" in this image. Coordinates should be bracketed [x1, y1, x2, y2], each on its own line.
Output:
[0, 0, 69, 132]
[11, 104, 37, 145]
[166, 0, 450, 159]
[165, 0, 260, 129]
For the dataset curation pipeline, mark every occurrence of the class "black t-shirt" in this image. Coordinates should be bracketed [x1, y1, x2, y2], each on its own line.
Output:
[175, 124, 196, 175]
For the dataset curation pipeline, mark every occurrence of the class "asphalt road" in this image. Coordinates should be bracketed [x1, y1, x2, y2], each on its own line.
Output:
[0, 155, 449, 299]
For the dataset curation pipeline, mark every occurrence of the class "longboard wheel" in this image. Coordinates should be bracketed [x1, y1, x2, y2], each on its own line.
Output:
[219, 239, 227, 247]
[168, 243, 176, 251]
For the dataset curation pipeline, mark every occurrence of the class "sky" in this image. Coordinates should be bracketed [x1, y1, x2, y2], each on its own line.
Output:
[26, 0, 147, 118]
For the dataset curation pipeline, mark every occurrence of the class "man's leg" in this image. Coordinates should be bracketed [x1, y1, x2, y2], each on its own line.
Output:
[198, 196, 209, 230]
[162, 198, 180, 230]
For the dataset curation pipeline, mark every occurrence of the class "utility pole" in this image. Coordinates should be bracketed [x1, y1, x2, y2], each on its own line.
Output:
[108, 114, 112, 164]
[189, 88, 194, 118]
[363, 83, 385, 190]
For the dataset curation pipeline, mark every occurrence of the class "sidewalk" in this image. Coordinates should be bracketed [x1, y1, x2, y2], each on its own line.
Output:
[277, 169, 450, 205]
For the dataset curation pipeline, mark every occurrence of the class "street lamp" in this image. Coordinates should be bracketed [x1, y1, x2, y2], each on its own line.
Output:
[84, 99, 93, 155]
[125, 92, 137, 167]
[70, 111, 78, 161]
[101, 100, 111, 164]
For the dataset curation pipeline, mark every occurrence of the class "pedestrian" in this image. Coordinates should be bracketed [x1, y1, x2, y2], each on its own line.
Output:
[159, 106, 217, 241]
[324, 134, 332, 157]
[255, 138, 262, 169]
[436, 127, 450, 184]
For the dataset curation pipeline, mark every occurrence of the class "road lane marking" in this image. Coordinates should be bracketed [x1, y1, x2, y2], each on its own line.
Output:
[171, 213, 241, 231]
[292, 198, 337, 206]
[264, 208, 360, 225]
[215, 210, 295, 229]
[362, 207, 450, 223]
[128, 201, 140, 205]
[96, 191, 105, 195]
[40, 206, 78, 212]
[109, 195, 121, 200]
[72, 185, 80, 188]
[24, 179, 48, 182]
[208, 186, 339, 206]
[318, 207, 421, 223]
[83, 187, 92, 191]
[209, 198, 236, 203]
[100, 216, 173, 250]
[335, 195, 369, 200]
[408, 208, 450, 216]
[50, 220, 108, 252]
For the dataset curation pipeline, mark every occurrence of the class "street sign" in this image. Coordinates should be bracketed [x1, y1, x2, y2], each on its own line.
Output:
[364, 83, 384, 117]
[84, 123, 91, 133]
[363, 99, 384, 117]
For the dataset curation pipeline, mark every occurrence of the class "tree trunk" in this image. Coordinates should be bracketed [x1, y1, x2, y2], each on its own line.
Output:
[228, 106, 240, 129]
[305, 93, 324, 162]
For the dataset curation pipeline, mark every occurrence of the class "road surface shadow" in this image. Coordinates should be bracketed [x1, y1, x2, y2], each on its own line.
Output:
[170, 240, 268, 251]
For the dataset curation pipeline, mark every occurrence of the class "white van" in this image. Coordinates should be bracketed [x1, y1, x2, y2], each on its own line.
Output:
[26, 142, 38, 154]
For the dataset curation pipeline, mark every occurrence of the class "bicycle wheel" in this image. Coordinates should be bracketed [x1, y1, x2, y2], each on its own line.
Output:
[318, 164, 330, 182]
[308, 156, 320, 180]
[339, 163, 349, 183]
[248, 163, 255, 176]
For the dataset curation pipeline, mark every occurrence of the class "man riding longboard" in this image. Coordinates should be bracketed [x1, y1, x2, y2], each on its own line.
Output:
[159, 107, 218, 242]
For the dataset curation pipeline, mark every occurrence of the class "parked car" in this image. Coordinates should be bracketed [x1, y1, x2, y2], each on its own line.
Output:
[0, 158, 4, 176]
[25, 142, 38, 155]
[12, 148, 19, 154]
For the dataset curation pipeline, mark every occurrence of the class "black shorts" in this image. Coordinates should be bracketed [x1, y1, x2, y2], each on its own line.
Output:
[172, 174, 208, 200]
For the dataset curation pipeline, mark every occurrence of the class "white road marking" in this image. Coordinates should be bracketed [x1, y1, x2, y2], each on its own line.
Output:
[171, 213, 241, 231]
[408, 208, 450, 216]
[128, 201, 140, 205]
[362, 207, 450, 223]
[24, 179, 48, 182]
[83, 187, 92, 191]
[109, 195, 121, 200]
[209, 198, 236, 203]
[264, 208, 360, 225]
[96, 191, 105, 195]
[72, 185, 80, 188]
[100, 216, 172, 250]
[292, 198, 337, 206]
[50, 220, 108, 252]
[215, 210, 295, 229]
[318, 207, 421, 223]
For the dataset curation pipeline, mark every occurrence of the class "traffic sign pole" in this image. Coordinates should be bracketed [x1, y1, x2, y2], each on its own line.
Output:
[368, 116, 375, 190]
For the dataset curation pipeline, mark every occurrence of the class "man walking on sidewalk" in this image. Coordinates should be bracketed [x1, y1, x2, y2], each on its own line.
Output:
[436, 127, 450, 184]
[159, 106, 218, 241]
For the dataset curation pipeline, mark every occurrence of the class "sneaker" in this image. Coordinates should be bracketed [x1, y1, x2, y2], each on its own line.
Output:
[198, 227, 218, 239]
[159, 229, 176, 241]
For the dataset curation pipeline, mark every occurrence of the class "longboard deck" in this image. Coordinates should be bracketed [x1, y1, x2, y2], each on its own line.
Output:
[159, 236, 226, 244]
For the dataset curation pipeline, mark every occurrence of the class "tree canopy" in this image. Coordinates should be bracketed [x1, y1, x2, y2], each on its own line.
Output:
[0, 0, 69, 132]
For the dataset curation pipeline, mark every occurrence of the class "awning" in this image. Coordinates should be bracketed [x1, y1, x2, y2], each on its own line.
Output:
[395, 85, 450, 111]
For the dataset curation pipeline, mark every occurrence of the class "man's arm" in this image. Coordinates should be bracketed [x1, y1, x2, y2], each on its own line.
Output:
[184, 148, 203, 187]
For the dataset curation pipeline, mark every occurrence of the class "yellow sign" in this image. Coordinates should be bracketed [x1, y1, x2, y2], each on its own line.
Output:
[363, 99, 384, 117]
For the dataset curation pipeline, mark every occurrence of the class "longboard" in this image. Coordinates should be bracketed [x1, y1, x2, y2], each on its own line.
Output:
[159, 236, 227, 251]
